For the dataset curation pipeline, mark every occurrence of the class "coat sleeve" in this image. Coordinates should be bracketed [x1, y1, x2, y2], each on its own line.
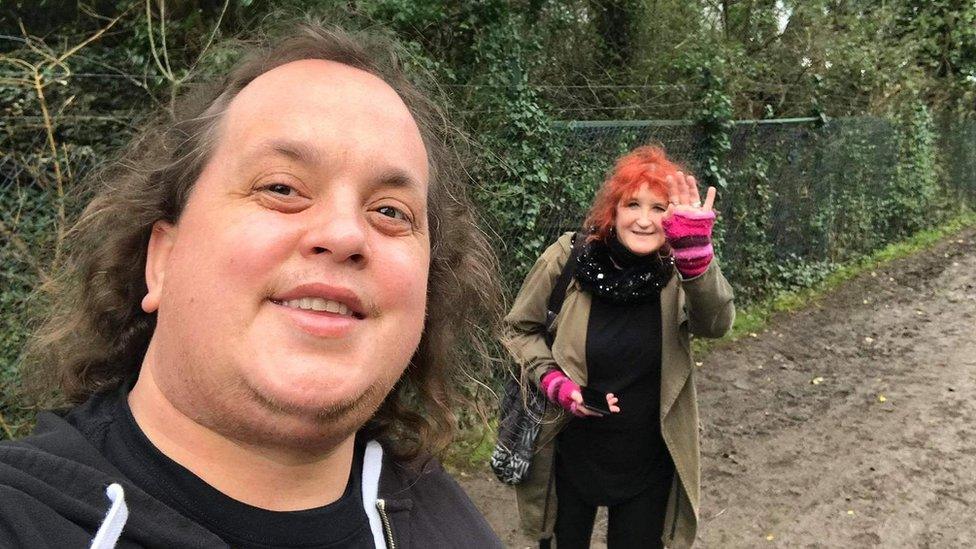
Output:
[680, 259, 736, 338]
[501, 233, 574, 387]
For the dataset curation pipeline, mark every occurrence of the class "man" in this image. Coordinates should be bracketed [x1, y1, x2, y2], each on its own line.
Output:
[0, 24, 502, 548]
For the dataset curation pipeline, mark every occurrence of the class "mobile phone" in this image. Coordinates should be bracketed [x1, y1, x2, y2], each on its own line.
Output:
[580, 386, 611, 416]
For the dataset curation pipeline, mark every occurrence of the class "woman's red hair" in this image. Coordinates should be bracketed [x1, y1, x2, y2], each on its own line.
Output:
[583, 145, 686, 242]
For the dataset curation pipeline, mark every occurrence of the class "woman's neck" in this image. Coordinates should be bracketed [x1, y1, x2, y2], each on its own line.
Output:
[607, 233, 657, 269]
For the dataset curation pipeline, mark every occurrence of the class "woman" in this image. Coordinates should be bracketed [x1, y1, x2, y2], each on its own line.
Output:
[503, 146, 735, 548]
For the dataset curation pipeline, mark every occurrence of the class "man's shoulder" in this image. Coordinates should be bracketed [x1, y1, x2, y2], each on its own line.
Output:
[1, 408, 106, 470]
[0, 411, 121, 547]
[379, 450, 503, 547]
[0, 406, 225, 548]
[0, 399, 125, 509]
[0, 477, 99, 547]
[5, 389, 123, 470]
[379, 451, 459, 499]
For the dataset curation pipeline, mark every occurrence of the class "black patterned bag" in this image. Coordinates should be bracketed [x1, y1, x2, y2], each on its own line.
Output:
[490, 234, 582, 485]
[490, 376, 549, 484]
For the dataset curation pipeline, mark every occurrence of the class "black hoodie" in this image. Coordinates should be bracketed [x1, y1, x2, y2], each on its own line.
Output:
[0, 393, 502, 549]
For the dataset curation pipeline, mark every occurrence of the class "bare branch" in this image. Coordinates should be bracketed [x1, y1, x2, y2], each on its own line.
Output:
[70, 53, 157, 108]
[1, 54, 38, 74]
[0, 75, 34, 87]
[11, 10, 132, 266]
[146, 0, 175, 81]
[30, 69, 67, 264]
[55, 9, 128, 66]
[18, 20, 56, 64]
[158, 0, 173, 78]
[186, 0, 230, 77]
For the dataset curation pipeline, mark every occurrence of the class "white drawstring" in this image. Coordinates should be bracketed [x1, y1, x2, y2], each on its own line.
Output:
[361, 440, 388, 549]
[89, 483, 129, 549]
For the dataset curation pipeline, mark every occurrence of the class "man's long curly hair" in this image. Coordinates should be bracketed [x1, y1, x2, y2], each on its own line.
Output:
[22, 23, 501, 460]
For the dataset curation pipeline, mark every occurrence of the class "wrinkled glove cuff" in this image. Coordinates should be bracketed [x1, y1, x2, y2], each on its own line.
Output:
[540, 368, 584, 416]
[663, 210, 716, 278]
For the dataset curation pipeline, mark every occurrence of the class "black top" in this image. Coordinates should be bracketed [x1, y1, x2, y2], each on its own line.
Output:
[557, 291, 673, 505]
[67, 383, 374, 549]
[0, 386, 503, 549]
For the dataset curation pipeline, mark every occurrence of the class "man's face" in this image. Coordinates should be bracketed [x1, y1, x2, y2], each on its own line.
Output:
[141, 60, 430, 448]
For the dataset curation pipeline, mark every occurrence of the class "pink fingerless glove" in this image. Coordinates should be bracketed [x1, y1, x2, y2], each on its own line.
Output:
[540, 368, 585, 417]
[662, 209, 716, 278]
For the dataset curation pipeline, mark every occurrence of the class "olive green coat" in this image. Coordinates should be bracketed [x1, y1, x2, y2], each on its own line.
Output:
[502, 232, 735, 548]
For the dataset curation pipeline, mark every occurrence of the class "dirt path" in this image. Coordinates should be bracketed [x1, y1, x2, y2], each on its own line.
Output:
[458, 227, 976, 548]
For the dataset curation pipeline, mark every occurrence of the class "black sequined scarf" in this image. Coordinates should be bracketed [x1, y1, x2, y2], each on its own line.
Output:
[574, 235, 674, 303]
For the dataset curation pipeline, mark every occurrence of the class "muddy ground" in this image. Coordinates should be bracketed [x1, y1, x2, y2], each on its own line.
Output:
[458, 227, 976, 548]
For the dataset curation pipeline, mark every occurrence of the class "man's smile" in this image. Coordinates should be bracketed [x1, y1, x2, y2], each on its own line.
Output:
[275, 297, 357, 317]
[270, 282, 369, 319]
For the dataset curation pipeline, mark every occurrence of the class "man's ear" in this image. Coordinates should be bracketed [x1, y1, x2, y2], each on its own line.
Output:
[142, 221, 177, 313]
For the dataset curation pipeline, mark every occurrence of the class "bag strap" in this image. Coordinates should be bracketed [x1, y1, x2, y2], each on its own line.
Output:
[544, 232, 583, 347]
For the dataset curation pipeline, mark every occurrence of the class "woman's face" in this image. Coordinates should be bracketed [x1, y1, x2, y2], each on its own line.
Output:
[614, 184, 668, 255]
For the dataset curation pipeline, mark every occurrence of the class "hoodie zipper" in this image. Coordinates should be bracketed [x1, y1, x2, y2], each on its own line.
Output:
[376, 499, 396, 549]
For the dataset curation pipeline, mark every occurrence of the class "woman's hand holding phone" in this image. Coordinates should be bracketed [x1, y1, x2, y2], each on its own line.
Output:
[570, 387, 621, 417]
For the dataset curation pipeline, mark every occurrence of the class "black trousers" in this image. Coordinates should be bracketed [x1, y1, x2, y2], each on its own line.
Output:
[550, 468, 671, 549]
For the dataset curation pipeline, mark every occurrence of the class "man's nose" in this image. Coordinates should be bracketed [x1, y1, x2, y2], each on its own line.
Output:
[299, 201, 368, 265]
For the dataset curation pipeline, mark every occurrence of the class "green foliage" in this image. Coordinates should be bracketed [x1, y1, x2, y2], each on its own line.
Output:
[3, 0, 976, 440]
[443, 418, 497, 472]
[455, 7, 564, 290]
[694, 64, 735, 192]
[720, 138, 778, 302]
[890, 101, 941, 236]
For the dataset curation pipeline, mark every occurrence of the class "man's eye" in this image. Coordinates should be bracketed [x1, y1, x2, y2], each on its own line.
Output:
[264, 183, 297, 196]
[377, 205, 409, 221]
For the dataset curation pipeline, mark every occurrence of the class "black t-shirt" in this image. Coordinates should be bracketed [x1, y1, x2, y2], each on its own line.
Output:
[68, 384, 375, 549]
[557, 292, 674, 505]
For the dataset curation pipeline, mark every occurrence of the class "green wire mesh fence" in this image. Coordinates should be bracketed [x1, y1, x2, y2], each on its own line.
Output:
[2, 114, 975, 433]
[487, 116, 975, 303]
